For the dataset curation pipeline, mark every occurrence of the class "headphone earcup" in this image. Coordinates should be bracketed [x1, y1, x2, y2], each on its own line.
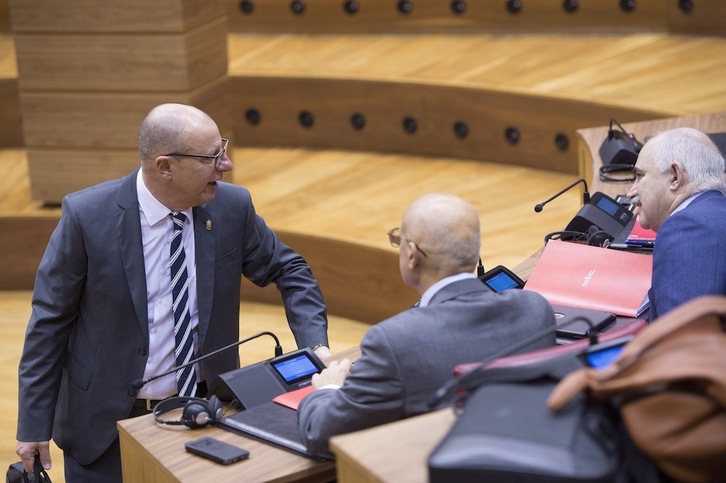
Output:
[182, 401, 213, 429]
[154, 396, 220, 429]
[207, 395, 223, 423]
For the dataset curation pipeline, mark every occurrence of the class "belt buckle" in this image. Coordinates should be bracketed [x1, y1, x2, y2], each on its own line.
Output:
[145, 399, 153, 411]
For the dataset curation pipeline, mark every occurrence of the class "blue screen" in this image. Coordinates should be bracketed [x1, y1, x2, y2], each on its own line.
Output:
[585, 344, 625, 370]
[485, 272, 520, 292]
[596, 196, 619, 216]
[271, 354, 318, 383]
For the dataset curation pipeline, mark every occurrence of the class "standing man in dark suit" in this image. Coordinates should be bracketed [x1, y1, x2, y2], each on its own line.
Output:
[627, 126, 726, 320]
[16, 103, 331, 481]
[297, 193, 556, 456]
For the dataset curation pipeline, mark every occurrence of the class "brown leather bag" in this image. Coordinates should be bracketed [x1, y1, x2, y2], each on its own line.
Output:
[547, 296, 726, 483]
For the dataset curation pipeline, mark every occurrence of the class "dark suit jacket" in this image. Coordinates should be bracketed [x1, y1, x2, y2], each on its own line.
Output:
[297, 277, 556, 456]
[16, 169, 328, 464]
[649, 189, 726, 320]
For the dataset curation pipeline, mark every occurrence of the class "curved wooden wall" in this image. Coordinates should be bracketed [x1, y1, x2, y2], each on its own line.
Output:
[230, 77, 662, 175]
[226, 0, 726, 36]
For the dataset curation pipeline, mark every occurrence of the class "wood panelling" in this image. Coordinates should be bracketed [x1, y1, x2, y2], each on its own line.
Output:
[19, 77, 232, 150]
[13, 18, 228, 92]
[10, 1, 231, 204]
[7, 0, 226, 33]
[225, 0, 726, 36]
[0, 0, 8, 32]
[232, 76, 662, 174]
[0, 78, 21, 147]
[667, 0, 726, 36]
[227, 0, 669, 34]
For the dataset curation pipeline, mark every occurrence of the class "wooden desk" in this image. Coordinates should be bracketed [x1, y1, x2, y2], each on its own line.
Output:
[118, 412, 335, 483]
[330, 409, 455, 483]
[116, 348, 364, 482]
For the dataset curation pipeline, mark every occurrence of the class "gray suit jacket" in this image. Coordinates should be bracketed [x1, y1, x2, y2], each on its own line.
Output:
[17, 169, 328, 464]
[298, 277, 556, 456]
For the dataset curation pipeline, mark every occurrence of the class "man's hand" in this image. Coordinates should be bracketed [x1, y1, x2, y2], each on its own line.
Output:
[16, 440, 51, 474]
[312, 359, 352, 389]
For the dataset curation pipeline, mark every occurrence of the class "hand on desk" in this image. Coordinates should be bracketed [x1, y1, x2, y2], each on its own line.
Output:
[312, 359, 352, 389]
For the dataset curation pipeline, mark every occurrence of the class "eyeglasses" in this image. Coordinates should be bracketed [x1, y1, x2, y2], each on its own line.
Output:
[164, 138, 228, 169]
[387, 227, 428, 258]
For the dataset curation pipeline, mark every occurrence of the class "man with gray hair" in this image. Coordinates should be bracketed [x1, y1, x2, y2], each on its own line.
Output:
[297, 193, 556, 457]
[627, 126, 726, 320]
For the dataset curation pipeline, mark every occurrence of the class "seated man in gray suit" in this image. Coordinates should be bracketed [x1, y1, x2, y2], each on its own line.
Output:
[298, 193, 556, 456]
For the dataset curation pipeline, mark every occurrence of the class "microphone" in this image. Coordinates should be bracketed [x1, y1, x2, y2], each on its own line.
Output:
[534, 178, 590, 213]
[130, 331, 283, 391]
[476, 258, 485, 277]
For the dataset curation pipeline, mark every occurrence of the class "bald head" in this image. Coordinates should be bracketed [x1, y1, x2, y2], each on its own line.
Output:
[138, 103, 215, 165]
[401, 193, 481, 273]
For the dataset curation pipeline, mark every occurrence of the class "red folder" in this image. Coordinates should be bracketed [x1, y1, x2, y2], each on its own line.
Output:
[625, 216, 657, 246]
[524, 240, 652, 317]
[272, 385, 315, 411]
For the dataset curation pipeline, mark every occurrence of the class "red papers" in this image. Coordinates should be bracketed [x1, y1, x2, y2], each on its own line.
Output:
[625, 216, 657, 246]
[524, 240, 652, 317]
[272, 385, 315, 411]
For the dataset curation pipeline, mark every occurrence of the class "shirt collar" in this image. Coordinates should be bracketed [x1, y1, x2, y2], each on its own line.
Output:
[418, 272, 476, 307]
[671, 190, 705, 217]
[136, 170, 193, 226]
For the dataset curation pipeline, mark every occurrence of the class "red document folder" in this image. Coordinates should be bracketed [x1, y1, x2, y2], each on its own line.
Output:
[524, 240, 652, 317]
[625, 216, 657, 246]
[272, 385, 315, 411]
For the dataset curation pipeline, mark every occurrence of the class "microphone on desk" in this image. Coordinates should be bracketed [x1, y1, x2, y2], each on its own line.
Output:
[130, 331, 283, 391]
[534, 178, 591, 213]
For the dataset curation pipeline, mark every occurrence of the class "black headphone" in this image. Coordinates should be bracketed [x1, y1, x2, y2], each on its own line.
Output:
[153, 395, 223, 429]
[544, 226, 613, 248]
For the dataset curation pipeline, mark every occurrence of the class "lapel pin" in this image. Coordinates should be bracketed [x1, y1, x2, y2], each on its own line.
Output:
[205, 219, 212, 231]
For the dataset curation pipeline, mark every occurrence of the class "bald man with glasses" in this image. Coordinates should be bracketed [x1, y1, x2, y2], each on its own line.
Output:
[298, 193, 556, 457]
[16, 103, 331, 482]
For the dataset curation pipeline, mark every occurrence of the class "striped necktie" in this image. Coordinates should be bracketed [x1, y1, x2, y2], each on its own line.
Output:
[170, 211, 197, 397]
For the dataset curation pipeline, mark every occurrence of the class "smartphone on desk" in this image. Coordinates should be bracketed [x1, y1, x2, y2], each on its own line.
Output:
[185, 437, 250, 465]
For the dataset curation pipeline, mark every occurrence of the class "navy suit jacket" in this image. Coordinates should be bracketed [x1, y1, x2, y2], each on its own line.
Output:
[649, 189, 726, 320]
[297, 278, 556, 456]
[17, 169, 328, 464]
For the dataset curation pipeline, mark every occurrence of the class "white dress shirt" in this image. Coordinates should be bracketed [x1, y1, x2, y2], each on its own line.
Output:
[136, 170, 200, 399]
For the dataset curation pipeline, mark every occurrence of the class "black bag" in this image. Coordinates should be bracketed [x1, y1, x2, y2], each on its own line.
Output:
[428, 353, 659, 483]
[6, 455, 51, 483]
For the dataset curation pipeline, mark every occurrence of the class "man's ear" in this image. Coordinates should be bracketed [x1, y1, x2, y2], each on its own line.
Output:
[156, 155, 172, 177]
[406, 241, 421, 270]
[669, 162, 687, 191]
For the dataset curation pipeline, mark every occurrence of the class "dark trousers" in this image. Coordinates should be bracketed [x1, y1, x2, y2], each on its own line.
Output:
[63, 382, 207, 482]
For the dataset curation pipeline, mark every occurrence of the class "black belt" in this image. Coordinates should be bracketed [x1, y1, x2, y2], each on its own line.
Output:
[133, 398, 168, 411]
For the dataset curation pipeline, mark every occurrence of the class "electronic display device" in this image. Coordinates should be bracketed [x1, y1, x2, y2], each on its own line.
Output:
[479, 265, 525, 292]
[581, 336, 633, 370]
[269, 351, 321, 385]
[565, 192, 633, 241]
[185, 437, 250, 465]
[209, 347, 326, 410]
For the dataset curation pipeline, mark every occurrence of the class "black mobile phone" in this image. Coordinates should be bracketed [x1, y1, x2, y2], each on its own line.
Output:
[478, 265, 525, 293]
[580, 336, 633, 371]
[185, 437, 250, 465]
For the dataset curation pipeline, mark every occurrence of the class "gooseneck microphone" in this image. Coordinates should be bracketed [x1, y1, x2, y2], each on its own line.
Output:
[130, 331, 283, 391]
[534, 178, 591, 213]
